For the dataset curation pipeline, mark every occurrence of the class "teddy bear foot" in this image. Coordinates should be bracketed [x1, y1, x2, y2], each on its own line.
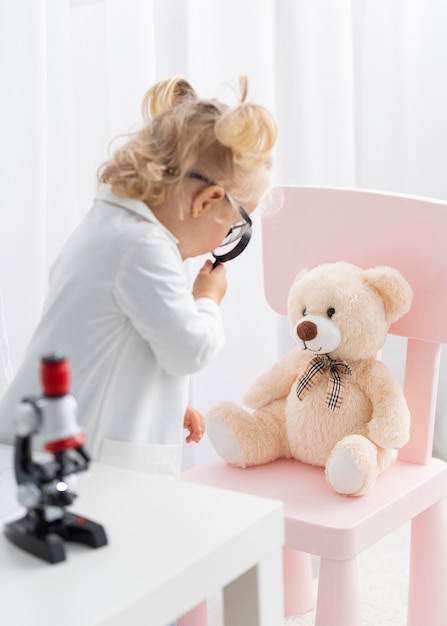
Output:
[326, 447, 365, 495]
[206, 418, 244, 467]
[326, 435, 378, 496]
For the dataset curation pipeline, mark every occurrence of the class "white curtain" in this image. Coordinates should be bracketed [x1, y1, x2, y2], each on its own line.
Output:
[1, 0, 446, 469]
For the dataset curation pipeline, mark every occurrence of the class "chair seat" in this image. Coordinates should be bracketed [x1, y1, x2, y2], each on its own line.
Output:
[183, 456, 447, 560]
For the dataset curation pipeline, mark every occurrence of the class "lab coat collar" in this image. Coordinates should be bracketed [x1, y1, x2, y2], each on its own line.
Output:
[95, 183, 178, 243]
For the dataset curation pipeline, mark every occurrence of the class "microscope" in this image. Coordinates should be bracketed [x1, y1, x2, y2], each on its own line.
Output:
[4, 353, 107, 563]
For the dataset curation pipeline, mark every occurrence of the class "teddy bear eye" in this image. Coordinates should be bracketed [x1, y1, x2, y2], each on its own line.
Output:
[302, 307, 307, 316]
[327, 307, 336, 318]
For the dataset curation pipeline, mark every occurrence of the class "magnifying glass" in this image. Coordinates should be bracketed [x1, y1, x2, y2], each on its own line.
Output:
[212, 228, 252, 269]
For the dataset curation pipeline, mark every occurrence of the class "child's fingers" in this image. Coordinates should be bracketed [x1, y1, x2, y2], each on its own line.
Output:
[184, 406, 205, 443]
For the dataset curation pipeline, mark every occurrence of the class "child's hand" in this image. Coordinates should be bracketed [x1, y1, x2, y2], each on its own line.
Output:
[192, 260, 228, 304]
[183, 405, 205, 443]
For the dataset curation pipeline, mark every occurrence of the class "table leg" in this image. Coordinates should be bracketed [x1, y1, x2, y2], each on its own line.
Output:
[223, 549, 284, 626]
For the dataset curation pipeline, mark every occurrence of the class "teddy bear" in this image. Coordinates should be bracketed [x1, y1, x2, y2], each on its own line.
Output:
[206, 261, 413, 496]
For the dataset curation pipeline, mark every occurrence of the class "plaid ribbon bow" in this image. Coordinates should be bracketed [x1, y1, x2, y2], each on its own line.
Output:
[296, 355, 352, 413]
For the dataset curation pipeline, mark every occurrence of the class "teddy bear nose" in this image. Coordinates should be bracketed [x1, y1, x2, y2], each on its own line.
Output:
[297, 320, 318, 342]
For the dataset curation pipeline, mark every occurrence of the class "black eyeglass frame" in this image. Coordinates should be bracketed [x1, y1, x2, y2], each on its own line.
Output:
[186, 172, 253, 267]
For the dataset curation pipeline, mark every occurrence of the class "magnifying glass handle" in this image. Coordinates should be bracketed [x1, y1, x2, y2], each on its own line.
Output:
[212, 259, 221, 270]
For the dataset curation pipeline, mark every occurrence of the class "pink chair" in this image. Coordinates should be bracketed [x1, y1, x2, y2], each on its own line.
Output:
[180, 186, 447, 625]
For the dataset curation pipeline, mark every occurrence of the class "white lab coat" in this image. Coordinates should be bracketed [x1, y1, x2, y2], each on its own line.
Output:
[0, 184, 225, 476]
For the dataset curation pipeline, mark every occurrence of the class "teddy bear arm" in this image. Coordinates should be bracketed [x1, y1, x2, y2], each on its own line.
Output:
[365, 361, 411, 448]
[242, 348, 304, 409]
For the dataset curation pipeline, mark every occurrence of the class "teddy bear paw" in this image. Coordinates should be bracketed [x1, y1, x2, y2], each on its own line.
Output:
[206, 418, 244, 467]
[326, 447, 365, 496]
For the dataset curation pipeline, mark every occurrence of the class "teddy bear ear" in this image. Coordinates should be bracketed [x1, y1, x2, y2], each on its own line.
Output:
[364, 266, 413, 324]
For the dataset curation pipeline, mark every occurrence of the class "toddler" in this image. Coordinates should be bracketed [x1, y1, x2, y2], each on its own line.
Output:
[0, 76, 277, 476]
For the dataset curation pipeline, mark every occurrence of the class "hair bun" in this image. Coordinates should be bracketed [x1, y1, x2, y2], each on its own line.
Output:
[141, 76, 198, 122]
[215, 78, 277, 167]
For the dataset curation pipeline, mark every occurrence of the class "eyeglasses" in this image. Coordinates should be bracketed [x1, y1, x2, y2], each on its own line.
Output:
[187, 172, 253, 267]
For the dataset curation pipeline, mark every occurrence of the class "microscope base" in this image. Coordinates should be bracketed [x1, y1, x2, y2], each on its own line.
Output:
[4, 510, 108, 564]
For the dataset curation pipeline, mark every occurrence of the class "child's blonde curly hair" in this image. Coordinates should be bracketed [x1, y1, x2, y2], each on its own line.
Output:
[98, 76, 277, 212]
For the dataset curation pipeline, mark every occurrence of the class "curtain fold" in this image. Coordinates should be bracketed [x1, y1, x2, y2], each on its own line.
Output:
[0, 0, 48, 368]
[1, 0, 446, 467]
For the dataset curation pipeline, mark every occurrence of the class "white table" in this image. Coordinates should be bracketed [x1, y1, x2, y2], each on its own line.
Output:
[0, 446, 284, 625]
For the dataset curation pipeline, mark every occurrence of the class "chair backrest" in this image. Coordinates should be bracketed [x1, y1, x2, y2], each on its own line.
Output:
[261, 186, 447, 464]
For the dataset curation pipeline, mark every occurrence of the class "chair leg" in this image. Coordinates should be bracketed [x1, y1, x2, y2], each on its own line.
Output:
[407, 499, 447, 626]
[283, 547, 314, 616]
[177, 600, 208, 626]
[315, 556, 361, 626]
